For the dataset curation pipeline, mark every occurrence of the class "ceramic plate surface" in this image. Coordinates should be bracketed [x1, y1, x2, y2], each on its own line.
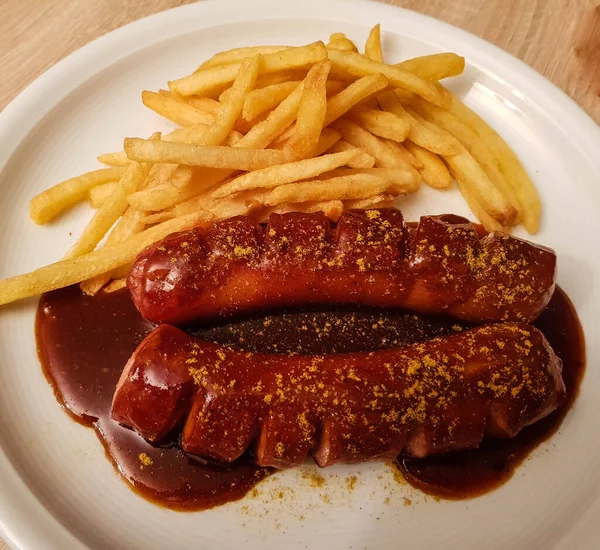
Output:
[0, 1, 599, 548]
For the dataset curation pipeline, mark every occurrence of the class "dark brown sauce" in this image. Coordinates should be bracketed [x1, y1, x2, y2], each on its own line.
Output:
[36, 285, 584, 510]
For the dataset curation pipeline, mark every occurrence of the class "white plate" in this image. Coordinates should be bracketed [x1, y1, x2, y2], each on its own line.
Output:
[0, 1, 599, 548]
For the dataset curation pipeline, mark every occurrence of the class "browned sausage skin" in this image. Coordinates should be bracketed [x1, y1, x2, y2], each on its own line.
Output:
[111, 324, 565, 469]
[128, 209, 556, 326]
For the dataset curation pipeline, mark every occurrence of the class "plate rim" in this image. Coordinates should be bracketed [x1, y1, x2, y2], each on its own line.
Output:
[0, 1, 599, 549]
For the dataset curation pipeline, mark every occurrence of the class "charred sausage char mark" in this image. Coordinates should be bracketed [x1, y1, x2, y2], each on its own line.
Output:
[128, 209, 556, 326]
[111, 323, 565, 469]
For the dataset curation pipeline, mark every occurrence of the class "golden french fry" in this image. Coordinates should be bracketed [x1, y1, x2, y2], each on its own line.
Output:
[30, 167, 127, 225]
[80, 206, 146, 295]
[318, 167, 420, 193]
[225, 130, 243, 146]
[211, 149, 360, 199]
[254, 70, 309, 89]
[445, 90, 540, 233]
[345, 194, 395, 210]
[257, 200, 344, 222]
[288, 60, 331, 158]
[235, 108, 273, 134]
[407, 95, 521, 217]
[197, 46, 288, 70]
[266, 173, 395, 206]
[143, 212, 174, 225]
[272, 73, 388, 146]
[378, 91, 459, 155]
[351, 108, 410, 142]
[103, 277, 128, 293]
[126, 82, 305, 211]
[313, 128, 342, 156]
[364, 24, 383, 62]
[169, 42, 327, 96]
[380, 139, 420, 169]
[97, 151, 131, 166]
[324, 74, 388, 126]
[88, 181, 118, 209]
[444, 143, 518, 226]
[332, 119, 406, 168]
[124, 138, 291, 170]
[326, 140, 376, 169]
[395, 53, 465, 80]
[327, 37, 359, 52]
[453, 176, 504, 232]
[242, 81, 300, 121]
[64, 158, 153, 259]
[0, 211, 212, 306]
[403, 141, 451, 189]
[327, 49, 451, 108]
[184, 96, 221, 116]
[202, 55, 260, 145]
[142, 91, 214, 126]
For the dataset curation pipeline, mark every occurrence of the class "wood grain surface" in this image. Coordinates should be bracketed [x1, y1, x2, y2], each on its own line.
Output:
[0, 1, 598, 548]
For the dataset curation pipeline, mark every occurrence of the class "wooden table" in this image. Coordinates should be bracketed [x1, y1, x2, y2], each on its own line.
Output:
[0, 1, 598, 548]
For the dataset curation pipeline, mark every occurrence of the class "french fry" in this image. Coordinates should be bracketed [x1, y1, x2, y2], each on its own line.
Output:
[256, 200, 344, 222]
[200, 55, 260, 145]
[0, 211, 212, 306]
[327, 49, 451, 108]
[453, 176, 504, 232]
[345, 195, 395, 210]
[351, 108, 410, 142]
[143, 211, 174, 225]
[103, 277, 128, 293]
[266, 173, 395, 206]
[378, 91, 459, 155]
[364, 24, 383, 62]
[445, 90, 541, 233]
[329, 33, 347, 41]
[128, 84, 306, 211]
[142, 91, 214, 126]
[403, 141, 452, 189]
[89, 181, 118, 209]
[381, 139, 421, 169]
[146, 162, 180, 188]
[332, 119, 406, 168]
[395, 53, 465, 80]
[324, 74, 388, 126]
[326, 140, 376, 169]
[327, 37, 359, 52]
[30, 167, 127, 225]
[64, 158, 153, 259]
[80, 206, 146, 295]
[318, 167, 420, 193]
[242, 81, 300, 121]
[313, 128, 342, 156]
[97, 151, 131, 166]
[407, 95, 521, 216]
[272, 73, 388, 146]
[124, 138, 291, 171]
[169, 42, 327, 96]
[288, 60, 330, 158]
[225, 130, 243, 146]
[444, 143, 518, 226]
[211, 149, 361, 199]
[197, 45, 288, 70]
[184, 96, 221, 116]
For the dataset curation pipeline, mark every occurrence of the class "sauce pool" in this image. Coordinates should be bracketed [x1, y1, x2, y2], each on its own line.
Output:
[36, 285, 584, 509]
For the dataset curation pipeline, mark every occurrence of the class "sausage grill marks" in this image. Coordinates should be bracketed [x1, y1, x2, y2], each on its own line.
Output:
[128, 209, 557, 326]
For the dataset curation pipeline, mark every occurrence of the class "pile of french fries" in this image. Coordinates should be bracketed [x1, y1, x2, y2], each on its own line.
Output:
[0, 25, 541, 306]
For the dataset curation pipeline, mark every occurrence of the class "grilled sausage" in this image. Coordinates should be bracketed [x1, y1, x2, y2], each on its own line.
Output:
[112, 323, 565, 469]
[128, 209, 556, 325]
